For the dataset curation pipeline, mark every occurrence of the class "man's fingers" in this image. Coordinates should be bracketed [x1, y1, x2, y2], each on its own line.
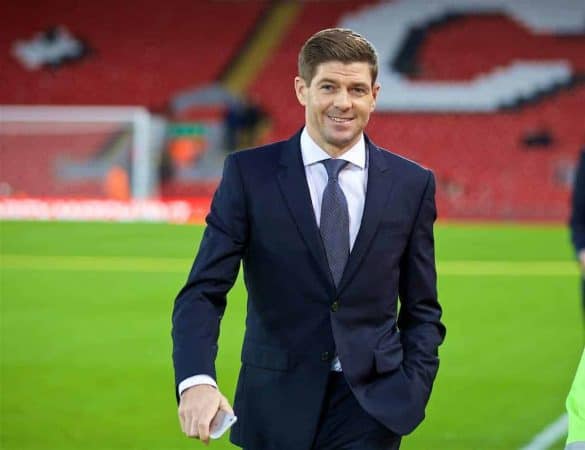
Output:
[198, 418, 211, 443]
[188, 417, 200, 439]
[178, 408, 188, 434]
[219, 395, 235, 415]
[177, 385, 229, 442]
[178, 405, 200, 438]
[177, 409, 184, 432]
[194, 404, 217, 442]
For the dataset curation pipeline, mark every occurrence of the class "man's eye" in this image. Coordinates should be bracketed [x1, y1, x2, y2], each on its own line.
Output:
[321, 85, 334, 91]
[353, 87, 367, 95]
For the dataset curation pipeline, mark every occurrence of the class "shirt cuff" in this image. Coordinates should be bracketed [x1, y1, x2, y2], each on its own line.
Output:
[178, 375, 217, 397]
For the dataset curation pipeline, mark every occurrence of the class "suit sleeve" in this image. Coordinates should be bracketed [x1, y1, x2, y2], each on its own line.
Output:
[171, 154, 248, 394]
[570, 150, 585, 254]
[398, 170, 446, 394]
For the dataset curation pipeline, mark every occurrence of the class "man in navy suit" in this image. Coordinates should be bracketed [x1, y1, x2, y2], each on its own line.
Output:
[570, 149, 585, 317]
[172, 28, 446, 449]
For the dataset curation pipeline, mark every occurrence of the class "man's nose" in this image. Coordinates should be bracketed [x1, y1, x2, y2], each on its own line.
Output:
[333, 89, 351, 109]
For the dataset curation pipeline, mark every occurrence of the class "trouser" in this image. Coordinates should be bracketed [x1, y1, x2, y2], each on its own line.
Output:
[311, 372, 401, 450]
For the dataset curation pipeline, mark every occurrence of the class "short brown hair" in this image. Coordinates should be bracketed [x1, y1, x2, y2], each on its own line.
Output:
[298, 28, 378, 86]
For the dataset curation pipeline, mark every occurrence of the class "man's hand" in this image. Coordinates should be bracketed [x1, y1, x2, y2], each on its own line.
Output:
[178, 384, 234, 445]
[579, 249, 585, 275]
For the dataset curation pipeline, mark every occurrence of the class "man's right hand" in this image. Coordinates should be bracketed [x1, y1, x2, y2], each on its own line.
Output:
[178, 384, 234, 445]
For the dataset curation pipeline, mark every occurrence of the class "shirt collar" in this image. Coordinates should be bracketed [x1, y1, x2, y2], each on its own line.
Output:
[300, 127, 366, 169]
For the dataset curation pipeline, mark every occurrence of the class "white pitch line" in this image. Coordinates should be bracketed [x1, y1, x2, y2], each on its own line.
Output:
[519, 413, 568, 450]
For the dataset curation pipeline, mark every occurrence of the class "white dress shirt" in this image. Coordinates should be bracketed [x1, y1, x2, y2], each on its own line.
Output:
[300, 128, 368, 249]
[178, 128, 368, 395]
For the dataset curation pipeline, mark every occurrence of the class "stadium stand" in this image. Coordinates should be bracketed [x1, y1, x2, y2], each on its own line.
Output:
[1, 0, 267, 199]
[1, 0, 583, 220]
[340, 0, 584, 111]
[0, 0, 267, 107]
[248, 0, 585, 220]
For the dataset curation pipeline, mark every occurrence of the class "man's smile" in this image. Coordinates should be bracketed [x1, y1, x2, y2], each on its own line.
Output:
[327, 114, 354, 123]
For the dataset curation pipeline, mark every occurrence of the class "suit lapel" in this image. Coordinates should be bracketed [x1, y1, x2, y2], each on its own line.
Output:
[276, 132, 335, 290]
[338, 140, 394, 293]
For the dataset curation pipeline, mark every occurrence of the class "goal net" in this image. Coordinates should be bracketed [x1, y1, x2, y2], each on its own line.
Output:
[0, 105, 158, 200]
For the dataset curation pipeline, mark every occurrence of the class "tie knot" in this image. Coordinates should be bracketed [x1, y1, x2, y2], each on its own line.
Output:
[321, 159, 348, 181]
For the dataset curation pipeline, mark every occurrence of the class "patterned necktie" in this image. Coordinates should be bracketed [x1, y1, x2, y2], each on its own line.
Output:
[320, 159, 350, 287]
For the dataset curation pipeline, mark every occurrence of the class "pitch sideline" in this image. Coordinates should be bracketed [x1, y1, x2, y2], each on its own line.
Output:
[519, 413, 568, 450]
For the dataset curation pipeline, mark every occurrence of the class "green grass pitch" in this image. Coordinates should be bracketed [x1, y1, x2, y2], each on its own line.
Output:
[1, 221, 583, 450]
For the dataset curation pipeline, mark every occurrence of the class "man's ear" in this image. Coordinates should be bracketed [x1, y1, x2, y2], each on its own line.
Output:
[371, 82, 381, 111]
[295, 76, 308, 106]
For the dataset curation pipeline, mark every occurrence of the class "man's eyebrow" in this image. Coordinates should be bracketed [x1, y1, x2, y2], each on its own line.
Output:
[316, 78, 370, 88]
[316, 78, 338, 85]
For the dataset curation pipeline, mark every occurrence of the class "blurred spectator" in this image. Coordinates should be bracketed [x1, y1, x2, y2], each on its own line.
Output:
[104, 165, 130, 201]
[239, 101, 266, 149]
[223, 99, 266, 152]
[570, 149, 585, 317]
[224, 99, 246, 151]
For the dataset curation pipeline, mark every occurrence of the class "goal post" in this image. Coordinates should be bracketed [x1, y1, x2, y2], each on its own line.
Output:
[0, 105, 159, 200]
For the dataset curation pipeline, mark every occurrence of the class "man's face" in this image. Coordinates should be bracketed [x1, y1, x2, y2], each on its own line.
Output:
[295, 61, 380, 156]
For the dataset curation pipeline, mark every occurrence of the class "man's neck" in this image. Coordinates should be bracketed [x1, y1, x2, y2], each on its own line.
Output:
[304, 128, 362, 159]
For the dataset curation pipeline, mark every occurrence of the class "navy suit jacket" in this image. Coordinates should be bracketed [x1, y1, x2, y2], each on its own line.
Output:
[172, 131, 446, 450]
[571, 150, 585, 256]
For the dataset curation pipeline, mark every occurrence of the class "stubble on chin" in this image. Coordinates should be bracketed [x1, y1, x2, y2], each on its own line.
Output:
[327, 127, 358, 147]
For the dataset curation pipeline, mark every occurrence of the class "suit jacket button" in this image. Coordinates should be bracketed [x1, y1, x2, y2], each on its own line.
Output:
[331, 301, 339, 312]
[321, 351, 330, 361]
